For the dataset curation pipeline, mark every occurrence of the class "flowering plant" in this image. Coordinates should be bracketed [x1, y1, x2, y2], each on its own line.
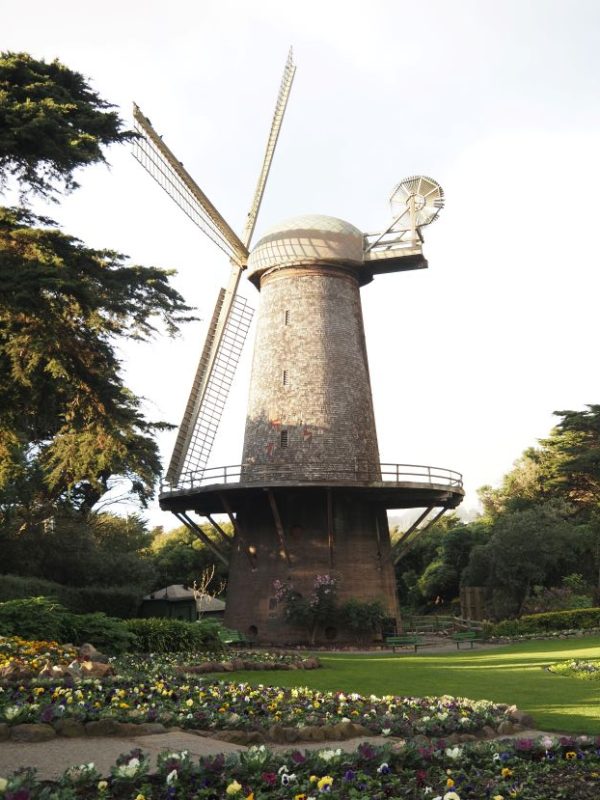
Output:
[273, 575, 337, 644]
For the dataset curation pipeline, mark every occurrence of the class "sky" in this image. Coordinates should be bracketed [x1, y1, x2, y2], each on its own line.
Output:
[4, 0, 600, 529]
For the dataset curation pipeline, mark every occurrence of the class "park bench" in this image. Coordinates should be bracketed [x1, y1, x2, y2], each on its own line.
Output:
[218, 628, 249, 647]
[451, 631, 481, 649]
[385, 635, 424, 653]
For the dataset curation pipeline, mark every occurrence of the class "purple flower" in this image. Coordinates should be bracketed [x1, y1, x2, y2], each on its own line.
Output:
[343, 770, 356, 781]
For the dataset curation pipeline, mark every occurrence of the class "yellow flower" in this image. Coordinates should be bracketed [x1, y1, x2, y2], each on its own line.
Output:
[294, 795, 307, 800]
[447, 778, 455, 787]
[97, 780, 108, 791]
[226, 780, 242, 795]
[246, 794, 254, 800]
[501, 767, 512, 778]
[135, 795, 145, 800]
[185, 699, 194, 707]
[0, 778, 7, 792]
[493, 795, 504, 800]
[309, 775, 318, 783]
[565, 751, 577, 760]
[317, 776, 333, 791]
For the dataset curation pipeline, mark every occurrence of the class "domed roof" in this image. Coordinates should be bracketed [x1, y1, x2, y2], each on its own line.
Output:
[247, 214, 364, 283]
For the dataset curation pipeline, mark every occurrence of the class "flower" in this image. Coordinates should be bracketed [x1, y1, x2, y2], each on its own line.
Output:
[317, 775, 333, 792]
[445, 746, 463, 760]
[281, 773, 297, 786]
[444, 793, 461, 800]
[226, 780, 243, 795]
[97, 781, 108, 791]
[135, 795, 145, 800]
[377, 762, 391, 775]
[318, 749, 342, 761]
[0, 778, 7, 793]
[381, 727, 391, 736]
[166, 770, 178, 785]
[566, 751, 577, 759]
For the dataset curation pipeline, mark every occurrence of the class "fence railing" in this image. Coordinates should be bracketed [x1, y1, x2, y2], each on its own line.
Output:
[160, 461, 463, 495]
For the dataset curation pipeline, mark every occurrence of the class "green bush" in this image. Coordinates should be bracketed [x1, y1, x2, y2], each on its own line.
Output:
[125, 617, 223, 653]
[486, 607, 600, 637]
[0, 574, 141, 618]
[0, 597, 133, 652]
[339, 599, 386, 644]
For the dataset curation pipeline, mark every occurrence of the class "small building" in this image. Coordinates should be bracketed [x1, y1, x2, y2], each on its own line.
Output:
[140, 584, 226, 622]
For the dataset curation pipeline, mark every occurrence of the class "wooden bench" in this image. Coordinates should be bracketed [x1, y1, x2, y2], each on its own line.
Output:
[385, 635, 424, 653]
[452, 631, 481, 649]
[218, 628, 249, 647]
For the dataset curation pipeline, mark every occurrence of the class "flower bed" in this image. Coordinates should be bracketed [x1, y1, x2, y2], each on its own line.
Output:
[0, 636, 76, 674]
[2, 736, 600, 799]
[119, 651, 322, 676]
[548, 659, 600, 680]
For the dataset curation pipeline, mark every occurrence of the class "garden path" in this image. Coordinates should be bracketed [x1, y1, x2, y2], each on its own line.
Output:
[0, 728, 560, 780]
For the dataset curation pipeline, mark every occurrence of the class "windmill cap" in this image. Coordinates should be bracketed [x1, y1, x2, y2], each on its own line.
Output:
[247, 214, 364, 284]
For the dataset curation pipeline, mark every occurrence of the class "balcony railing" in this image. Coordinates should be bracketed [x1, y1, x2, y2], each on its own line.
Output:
[160, 462, 463, 495]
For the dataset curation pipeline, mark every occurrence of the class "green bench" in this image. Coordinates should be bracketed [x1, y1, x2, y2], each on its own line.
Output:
[218, 628, 249, 646]
[385, 635, 424, 653]
[452, 631, 481, 649]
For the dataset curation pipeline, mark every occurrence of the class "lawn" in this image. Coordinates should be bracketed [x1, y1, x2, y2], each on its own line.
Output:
[222, 637, 600, 735]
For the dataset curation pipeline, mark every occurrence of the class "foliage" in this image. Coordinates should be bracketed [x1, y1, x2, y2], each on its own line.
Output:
[125, 617, 223, 653]
[548, 658, 600, 680]
[0, 206, 194, 520]
[149, 524, 231, 589]
[338, 599, 387, 644]
[521, 584, 593, 615]
[485, 607, 600, 637]
[0, 574, 142, 618]
[0, 596, 133, 651]
[273, 574, 338, 644]
[0, 51, 136, 199]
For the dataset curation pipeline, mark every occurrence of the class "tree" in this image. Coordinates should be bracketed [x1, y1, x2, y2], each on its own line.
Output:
[0, 54, 194, 525]
[0, 52, 136, 199]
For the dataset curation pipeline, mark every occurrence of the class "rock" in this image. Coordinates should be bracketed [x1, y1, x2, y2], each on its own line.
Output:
[283, 727, 301, 743]
[39, 663, 66, 679]
[497, 721, 514, 735]
[11, 723, 56, 742]
[230, 659, 245, 671]
[78, 643, 109, 663]
[298, 725, 326, 742]
[508, 709, 535, 728]
[0, 723, 9, 742]
[53, 719, 86, 738]
[442, 733, 460, 745]
[512, 723, 524, 732]
[302, 657, 321, 670]
[0, 663, 35, 681]
[213, 729, 249, 744]
[222, 662, 235, 672]
[80, 661, 115, 678]
[458, 733, 478, 742]
[135, 722, 167, 735]
[346, 722, 371, 737]
[481, 725, 497, 739]
[85, 718, 123, 736]
[412, 734, 431, 747]
[246, 730, 266, 744]
[267, 724, 288, 743]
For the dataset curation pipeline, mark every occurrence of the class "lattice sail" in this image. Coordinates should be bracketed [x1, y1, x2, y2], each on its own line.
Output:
[132, 105, 248, 265]
[165, 292, 254, 486]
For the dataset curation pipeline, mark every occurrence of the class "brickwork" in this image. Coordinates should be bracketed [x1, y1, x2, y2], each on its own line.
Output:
[241, 265, 380, 479]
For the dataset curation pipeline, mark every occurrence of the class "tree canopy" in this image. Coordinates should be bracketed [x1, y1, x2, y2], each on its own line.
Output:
[0, 51, 136, 199]
[0, 53, 193, 526]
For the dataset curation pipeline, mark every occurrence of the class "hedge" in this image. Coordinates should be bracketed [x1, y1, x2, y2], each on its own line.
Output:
[0, 597, 133, 652]
[485, 607, 600, 637]
[0, 574, 141, 618]
[125, 617, 223, 653]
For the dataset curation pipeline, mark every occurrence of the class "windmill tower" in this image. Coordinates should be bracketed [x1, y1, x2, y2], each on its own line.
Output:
[133, 51, 463, 643]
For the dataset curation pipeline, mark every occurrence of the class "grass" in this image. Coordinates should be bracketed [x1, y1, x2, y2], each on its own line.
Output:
[219, 637, 600, 735]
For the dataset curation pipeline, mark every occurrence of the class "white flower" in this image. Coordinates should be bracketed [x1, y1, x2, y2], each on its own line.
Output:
[281, 772, 297, 786]
[277, 765, 289, 775]
[2, 706, 20, 721]
[540, 736, 554, 749]
[318, 749, 342, 761]
[166, 770, 178, 785]
[381, 728, 391, 736]
[341, 717, 351, 723]
[445, 746, 463, 760]
[443, 792, 461, 800]
[0, 778, 7, 793]
[115, 757, 141, 778]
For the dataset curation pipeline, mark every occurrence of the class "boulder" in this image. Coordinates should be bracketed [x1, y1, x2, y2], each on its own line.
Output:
[54, 719, 86, 738]
[11, 723, 56, 742]
[245, 730, 266, 744]
[213, 729, 250, 744]
[497, 720, 514, 735]
[0, 662, 35, 681]
[80, 661, 115, 678]
[302, 657, 321, 670]
[458, 733, 478, 742]
[85, 718, 123, 736]
[297, 725, 326, 742]
[481, 725, 497, 739]
[0, 723, 9, 742]
[135, 722, 167, 736]
[267, 724, 288, 743]
[508, 709, 535, 728]
[78, 643, 109, 663]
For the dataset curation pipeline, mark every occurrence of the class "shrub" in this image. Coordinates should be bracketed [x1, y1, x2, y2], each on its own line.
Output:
[486, 607, 600, 637]
[0, 597, 134, 652]
[125, 617, 223, 653]
[0, 574, 141, 618]
[339, 599, 386, 644]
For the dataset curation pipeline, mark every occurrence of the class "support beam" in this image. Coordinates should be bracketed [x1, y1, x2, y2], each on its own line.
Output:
[392, 506, 434, 565]
[326, 488, 334, 569]
[218, 492, 256, 570]
[393, 507, 450, 564]
[174, 512, 229, 566]
[206, 513, 233, 548]
[265, 489, 291, 566]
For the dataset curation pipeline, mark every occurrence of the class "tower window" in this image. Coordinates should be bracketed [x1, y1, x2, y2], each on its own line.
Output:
[284, 310, 290, 325]
[281, 430, 288, 448]
[282, 369, 288, 386]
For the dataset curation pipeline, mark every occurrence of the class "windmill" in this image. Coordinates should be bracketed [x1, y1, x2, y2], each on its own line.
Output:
[133, 50, 463, 643]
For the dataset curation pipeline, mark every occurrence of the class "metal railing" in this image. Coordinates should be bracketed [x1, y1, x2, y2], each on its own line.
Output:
[160, 461, 463, 495]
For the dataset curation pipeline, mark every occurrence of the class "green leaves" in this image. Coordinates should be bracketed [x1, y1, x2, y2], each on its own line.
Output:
[0, 52, 137, 199]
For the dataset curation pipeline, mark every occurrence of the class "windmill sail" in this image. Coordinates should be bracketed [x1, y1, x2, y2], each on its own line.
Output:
[133, 49, 295, 488]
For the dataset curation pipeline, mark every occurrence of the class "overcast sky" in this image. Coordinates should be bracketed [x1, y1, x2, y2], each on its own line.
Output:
[5, 0, 600, 528]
